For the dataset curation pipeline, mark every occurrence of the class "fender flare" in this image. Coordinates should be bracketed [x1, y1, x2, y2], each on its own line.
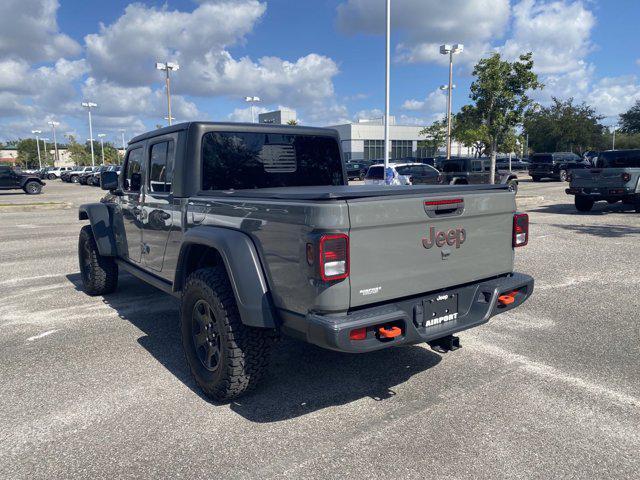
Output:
[78, 203, 119, 256]
[499, 173, 518, 185]
[175, 227, 276, 329]
[449, 177, 468, 185]
[19, 177, 44, 188]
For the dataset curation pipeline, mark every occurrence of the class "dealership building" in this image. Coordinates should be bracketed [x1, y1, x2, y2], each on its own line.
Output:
[327, 117, 472, 161]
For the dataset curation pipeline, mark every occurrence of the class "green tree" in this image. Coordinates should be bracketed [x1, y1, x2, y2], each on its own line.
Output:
[524, 98, 606, 154]
[619, 100, 640, 134]
[452, 105, 488, 157]
[16, 138, 42, 169]
[466, 52, 542, 183]
[418, 118, 447, 155]
[610, 132, 640, 150]
[68, 138, 91, 166]
[286, 119, 298, 126]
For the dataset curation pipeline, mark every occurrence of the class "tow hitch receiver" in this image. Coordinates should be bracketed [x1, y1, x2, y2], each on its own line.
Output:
[428, 335, 461, 353]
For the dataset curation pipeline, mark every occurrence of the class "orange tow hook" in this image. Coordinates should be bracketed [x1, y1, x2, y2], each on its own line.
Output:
[378, 326, 402, 339]
[498, 291, 518, 306]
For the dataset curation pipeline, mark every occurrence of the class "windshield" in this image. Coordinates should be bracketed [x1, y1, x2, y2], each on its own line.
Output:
[201, 132, 344, 190]
[597, 150, 640, 168]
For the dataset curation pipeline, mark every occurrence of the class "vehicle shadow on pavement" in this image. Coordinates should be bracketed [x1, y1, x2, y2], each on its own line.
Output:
[529, 203, 635, 215]
[230, 339, 442, 423]
[66, 272, 442, 422]
[549, 223, 640, 238]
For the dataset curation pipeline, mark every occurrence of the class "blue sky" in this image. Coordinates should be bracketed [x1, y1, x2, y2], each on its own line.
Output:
[2, 0, 640, 144]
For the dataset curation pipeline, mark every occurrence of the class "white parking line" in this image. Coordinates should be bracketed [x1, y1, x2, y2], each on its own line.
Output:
[26, 330, 59, 342]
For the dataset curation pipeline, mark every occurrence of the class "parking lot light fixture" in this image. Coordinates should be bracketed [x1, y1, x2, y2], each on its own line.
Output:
[47, 121, 60, 165]
[440, 43, 464, 159]
[81, 102, 98, 167]
[156, 61, 180, 126]
[97, 134, 106, 164]
[244, 96, 261, 123]
[31, 130, 42, 169]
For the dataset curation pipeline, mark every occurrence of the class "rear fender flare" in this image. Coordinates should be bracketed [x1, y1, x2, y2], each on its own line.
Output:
[499, 174, 518, 185]
[78, 203, 120, 256]
[175, 227, 276, 329]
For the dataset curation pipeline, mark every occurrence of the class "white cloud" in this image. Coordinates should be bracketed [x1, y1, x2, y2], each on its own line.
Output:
[401, 89, 447, 113]
[337, 0, 510, 66]
[0, 0, 80, 62]
[587, 76, 640, 120]
[226, 106, 270, 123]
[500, 0, 595, 75]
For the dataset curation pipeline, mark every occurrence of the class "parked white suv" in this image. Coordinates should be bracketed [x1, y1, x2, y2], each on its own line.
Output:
[364, 162, 443, 186]
[46, 166, 74, 179]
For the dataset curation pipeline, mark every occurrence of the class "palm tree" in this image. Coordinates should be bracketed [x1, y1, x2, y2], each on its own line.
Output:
[287, 119, 298, 126]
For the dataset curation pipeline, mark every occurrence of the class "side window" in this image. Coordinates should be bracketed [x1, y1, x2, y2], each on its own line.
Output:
[124, 148, 143, 192]
[471, 161, 482, 172]
[148, 141, 175, 193]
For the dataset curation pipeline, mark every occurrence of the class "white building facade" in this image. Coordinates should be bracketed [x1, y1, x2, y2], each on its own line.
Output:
[326, 118, 472, 161]
[258, 108, 297, 125]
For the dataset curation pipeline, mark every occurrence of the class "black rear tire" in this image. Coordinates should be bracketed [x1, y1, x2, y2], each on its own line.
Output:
[47, 174, 56, 180]
[559, 169, 568, 182]
[180, 268, 275, 401]
[507, 179, 518, 194]
[78, 225, 118, 295]
[575, 195, 594, 212]
[23, 181, 42, 195]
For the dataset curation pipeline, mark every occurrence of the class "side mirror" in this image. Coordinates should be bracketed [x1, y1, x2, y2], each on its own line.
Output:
[101, 170, 119, 191]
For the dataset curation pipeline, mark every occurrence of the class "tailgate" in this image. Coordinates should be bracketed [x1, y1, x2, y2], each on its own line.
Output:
[347, 190, 516, 308]
[571, 168, 630, 188]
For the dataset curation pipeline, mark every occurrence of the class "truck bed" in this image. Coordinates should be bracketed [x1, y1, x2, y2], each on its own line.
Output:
[195, 184, 509, 201]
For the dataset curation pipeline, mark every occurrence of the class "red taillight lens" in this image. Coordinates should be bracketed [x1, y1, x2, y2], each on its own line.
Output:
[513, 213, 529, 248]
[622, 172, 631, 182]
[319, 234, 349, 281]
[349, 328, 366, 341]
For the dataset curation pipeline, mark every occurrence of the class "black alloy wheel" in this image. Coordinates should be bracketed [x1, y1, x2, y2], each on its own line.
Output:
[192, 299, 222, 372]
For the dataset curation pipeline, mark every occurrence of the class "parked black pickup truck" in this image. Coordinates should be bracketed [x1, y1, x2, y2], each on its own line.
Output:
[0, 165, 45, 194]
[528, 152, 589, 182]
[78, 122, 533, 400]
[436, 157, 519, 193]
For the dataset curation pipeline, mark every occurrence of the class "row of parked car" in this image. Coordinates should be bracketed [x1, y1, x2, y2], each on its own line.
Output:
[37, 165, 122, 186]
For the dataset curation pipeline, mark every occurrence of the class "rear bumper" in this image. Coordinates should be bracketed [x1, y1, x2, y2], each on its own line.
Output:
[566, 187, 636, 199]
[288, 273, 534, 353]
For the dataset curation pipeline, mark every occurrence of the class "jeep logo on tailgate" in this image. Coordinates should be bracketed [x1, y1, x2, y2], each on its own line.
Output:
[422, 226, 466, 249]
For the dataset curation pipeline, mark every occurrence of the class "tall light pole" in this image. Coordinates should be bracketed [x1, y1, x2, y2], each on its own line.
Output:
[42, 138, 49, 163]
[383, 0, 391, 184]
[82, 101, 98, 166]
[612, 125, 617, 150]
[48, 121, 60, 165]
[439, 44, 464, 160]
[119, 129, 126, 150]
[156, 62, 180, 126]
[31, 130, 42, 169]
[244, 96, 261, 123]
[97, 134, 106, 164]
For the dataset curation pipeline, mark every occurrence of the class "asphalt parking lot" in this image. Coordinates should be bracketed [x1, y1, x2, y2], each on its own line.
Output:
[1, 180, 638, 479]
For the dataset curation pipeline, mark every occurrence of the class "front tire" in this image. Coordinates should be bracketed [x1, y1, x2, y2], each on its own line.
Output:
[575, 195, 594, 212]
[47, 174, 56, 180]
[78, 225, 118, 295]
[507, 179, 518, 194]
[23, 181, 42, 195]
[180, 268, 274, 401]
[71, 175, 79, 183]
[559, 169, 568, 182]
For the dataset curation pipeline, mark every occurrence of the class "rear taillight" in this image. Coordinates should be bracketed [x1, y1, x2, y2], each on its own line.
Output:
[622, 172, 631, 182]
[513, 213, 529, 248]
[319, 234, 349, 281]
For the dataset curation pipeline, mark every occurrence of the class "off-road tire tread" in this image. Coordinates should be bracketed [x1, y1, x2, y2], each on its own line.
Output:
[182, 268, 274, 401]
[79, 225, 118, 295]
[575, 195, 594, 212]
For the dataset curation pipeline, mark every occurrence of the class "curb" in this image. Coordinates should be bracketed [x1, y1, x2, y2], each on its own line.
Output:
[0, 202, 72, 213]
[516, 195, 544, 208]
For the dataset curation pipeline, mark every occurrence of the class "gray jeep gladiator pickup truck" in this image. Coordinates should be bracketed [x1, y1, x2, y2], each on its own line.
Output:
[566, 149, 640, 212]
[78, 122, 534, 400]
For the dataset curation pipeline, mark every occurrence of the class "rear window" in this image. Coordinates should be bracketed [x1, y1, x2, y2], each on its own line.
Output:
[202, 132, 344, 190]
[531, 154, 553, 163]
[440, 160, 464, 173]
[598, 150, 640, 168]
[532, 154, 553, 164]
[365, 166, 384, 179]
